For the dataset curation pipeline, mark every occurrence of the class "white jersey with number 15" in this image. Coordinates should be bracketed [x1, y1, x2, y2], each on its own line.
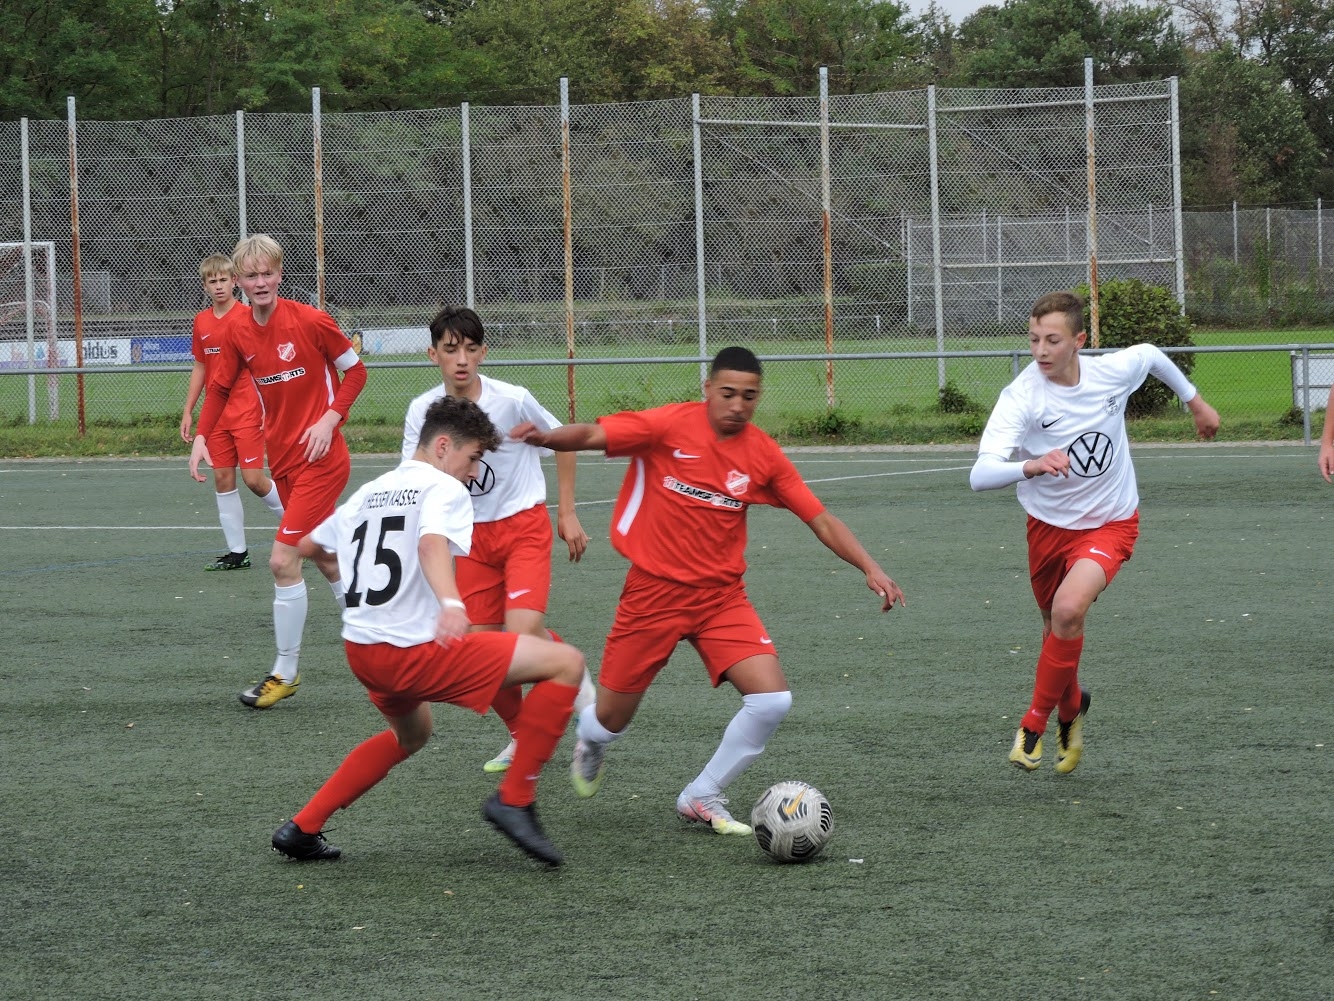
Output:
[308, 459, 475, 647]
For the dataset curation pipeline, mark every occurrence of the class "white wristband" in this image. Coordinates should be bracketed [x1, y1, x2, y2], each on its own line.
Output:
[441, 598, 466, 612]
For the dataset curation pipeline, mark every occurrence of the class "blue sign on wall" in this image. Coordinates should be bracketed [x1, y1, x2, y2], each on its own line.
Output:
[132, 335, 194, 364]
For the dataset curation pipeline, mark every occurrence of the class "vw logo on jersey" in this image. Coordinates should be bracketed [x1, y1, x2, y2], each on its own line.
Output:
[1067, 431, 1114, 478]
[467, 459, 496, 496]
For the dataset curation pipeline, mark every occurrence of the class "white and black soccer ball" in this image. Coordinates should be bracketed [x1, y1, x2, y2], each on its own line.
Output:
[750, 780, 834, 863]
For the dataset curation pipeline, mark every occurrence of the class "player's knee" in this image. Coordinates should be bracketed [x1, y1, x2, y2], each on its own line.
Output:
[743, 689, 792, 727]
[1049, 599, 1088, 636]
[396, 730, 430, 754]
[550, 643, 585, 687]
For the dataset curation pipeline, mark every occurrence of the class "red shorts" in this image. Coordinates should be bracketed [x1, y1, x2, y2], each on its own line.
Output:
[273, 437, 350, 544]
[1026, 512, 1140, 611]
[457, 503, 553, 625]
[344, 631, 519, 719]
[207, 422, 265, 471]
[599, 566, 775, 695]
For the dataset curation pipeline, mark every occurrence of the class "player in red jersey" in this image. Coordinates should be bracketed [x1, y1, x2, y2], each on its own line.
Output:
[180, 254, 284, 571]
[188, 235, 367, 709]
[511, 346, 905, 836]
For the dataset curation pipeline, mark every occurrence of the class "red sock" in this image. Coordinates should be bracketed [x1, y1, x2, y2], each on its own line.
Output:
[490, 685, 523, 739]
[293, 729, 411, 833]
[498, 680, 578, 807]
[1021, 633, 1083, 733]
[1057, 674, 1085, 723]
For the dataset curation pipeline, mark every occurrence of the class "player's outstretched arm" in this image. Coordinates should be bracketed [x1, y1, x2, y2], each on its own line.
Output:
[1187, 394, 1220, 440]
[805, 511, 905, 612]
[554, 451, 589, 562]
[510, 420, 607, 453]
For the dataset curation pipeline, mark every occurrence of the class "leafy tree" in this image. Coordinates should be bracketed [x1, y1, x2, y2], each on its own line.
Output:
[951, 0, 1184, 87]
[1080, 277, 1195, 416]
[1178, 48, 1321, 205]
[0, 0, 159, 119]
[706, 0, 921, 96]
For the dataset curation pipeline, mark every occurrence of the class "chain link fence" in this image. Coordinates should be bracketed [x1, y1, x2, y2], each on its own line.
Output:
[1, 71, 1325, 440]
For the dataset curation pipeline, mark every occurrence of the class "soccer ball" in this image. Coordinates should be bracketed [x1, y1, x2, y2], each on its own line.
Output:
[750, 781, 834, 863]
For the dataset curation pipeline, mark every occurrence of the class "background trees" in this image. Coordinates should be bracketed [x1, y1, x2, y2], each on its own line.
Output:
[1, 0, 1331, 204]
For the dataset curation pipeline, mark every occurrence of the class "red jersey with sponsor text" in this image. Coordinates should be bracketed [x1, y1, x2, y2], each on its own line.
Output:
[207, 298, 355, 477]
[598, 402, 825, 588]
[192, 303, 261, 432]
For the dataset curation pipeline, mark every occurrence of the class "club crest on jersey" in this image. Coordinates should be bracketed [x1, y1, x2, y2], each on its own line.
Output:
[1105, 394, 1120, 415]
[725, 469, 750, 497]
[277, 342, 296, 363]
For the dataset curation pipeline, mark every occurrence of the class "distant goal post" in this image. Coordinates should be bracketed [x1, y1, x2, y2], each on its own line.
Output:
[0, 241, 59, 422]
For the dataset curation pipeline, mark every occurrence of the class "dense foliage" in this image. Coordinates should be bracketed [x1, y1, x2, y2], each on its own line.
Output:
[1, 0, 1331, 204]
[1080, 278, 1196, 415]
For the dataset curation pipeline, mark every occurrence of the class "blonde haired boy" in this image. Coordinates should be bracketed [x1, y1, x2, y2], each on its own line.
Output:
[189, 235, 367, 708]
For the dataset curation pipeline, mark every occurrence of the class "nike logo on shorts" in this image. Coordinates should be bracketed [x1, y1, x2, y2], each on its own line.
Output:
[760, 636, 773, 645]
[1089, 546, 1110, 558]
[673, 448, 700, 459]
[281, 527, 302, 535]
[243, 456, 259, 463]
[507, 588, 532, 600]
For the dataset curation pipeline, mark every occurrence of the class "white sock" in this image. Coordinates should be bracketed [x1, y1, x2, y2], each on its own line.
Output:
[215, 489, 246, 553]
[271, 581, 308, 682]
[328, 578, 346, 609]
[576, 703, 625, 745]
[260, 483, 284, 515]
[682, 691, 792, 800]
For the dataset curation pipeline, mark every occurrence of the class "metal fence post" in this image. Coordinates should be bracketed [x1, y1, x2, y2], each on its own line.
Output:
[819, 66, 834, 407]
[1318, 197, 1324, 274]
[236, 110, 247, 241]
[20, 117, 35, 424]
[927, 85, 945, 389]
[1085, 57, 1101, 348]
[996, 214, 1003, 324]
[904, 210, 913, 326]
[67, 95, 85, 432]
[312, 87, 326, 310]
[1302, 345, 1312, 445]
[560, 77, 575, 421]
[1169, 76, 1185, 308]
[1233, 201, 1239, 265]
[461, 101, 474, 307]
[692, 93, 708, 390]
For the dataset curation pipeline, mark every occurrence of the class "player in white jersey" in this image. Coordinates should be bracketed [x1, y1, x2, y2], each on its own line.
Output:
[402, 306, 593, 774]
[271, 395, 586, 867]
[970, 291, 1219, 774]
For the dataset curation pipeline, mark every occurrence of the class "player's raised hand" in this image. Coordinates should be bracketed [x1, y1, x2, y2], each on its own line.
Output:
[867, 569, 905, 612]
[188, 435, 212, 482]
[1027, 449, 1070, 478]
